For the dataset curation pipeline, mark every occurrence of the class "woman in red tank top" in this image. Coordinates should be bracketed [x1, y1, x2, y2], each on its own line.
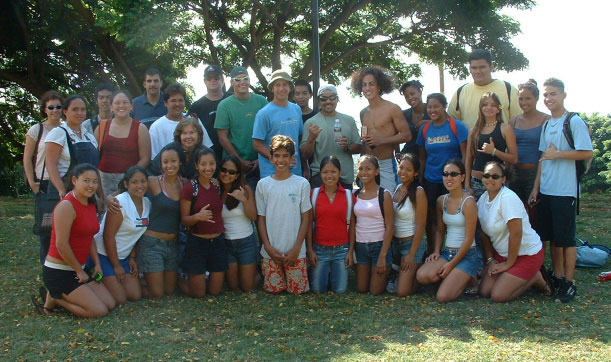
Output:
[37, 164, 116, 318]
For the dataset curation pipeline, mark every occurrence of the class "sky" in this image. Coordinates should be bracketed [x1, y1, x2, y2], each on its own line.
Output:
[184, 0, 611, 122]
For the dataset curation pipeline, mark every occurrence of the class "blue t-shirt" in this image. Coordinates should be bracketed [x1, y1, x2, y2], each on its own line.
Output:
[252, 101, 303, 178]
[539, 114, 592, 197]
[416, 119, 469, 183]
[131, 94, 168, 121]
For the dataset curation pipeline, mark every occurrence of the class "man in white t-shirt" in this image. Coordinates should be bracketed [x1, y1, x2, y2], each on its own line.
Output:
[148, 84, 213, 158]
[529, 78, 593, 303]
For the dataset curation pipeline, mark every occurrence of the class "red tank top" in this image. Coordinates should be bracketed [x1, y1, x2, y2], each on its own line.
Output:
[98, 119, 141, 173]
[48, 192, 100, 265]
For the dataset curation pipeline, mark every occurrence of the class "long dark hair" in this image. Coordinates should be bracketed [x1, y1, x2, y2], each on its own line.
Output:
[118, 165, 147, 193]
[194, 146, 217, 180]
[66, 163, 100, 206]
[397, 153, 420, 209]
[220, 155, 246, 210]
[319, 156, 342, 187]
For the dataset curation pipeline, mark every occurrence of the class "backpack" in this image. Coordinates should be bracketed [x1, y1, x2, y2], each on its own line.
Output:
[354, 187, 386, 220]
[311, 187, 353, 231]
[456, 81, 512, 113]
[421, 117, 459, 141]
[576, 238, 609, 268]
[543, 112, 593, 214]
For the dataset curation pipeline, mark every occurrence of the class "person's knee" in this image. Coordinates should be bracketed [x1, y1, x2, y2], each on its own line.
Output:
[490, 288, 512, 303]
[88, 304, 109, 318]
[436, 289, 457, 303]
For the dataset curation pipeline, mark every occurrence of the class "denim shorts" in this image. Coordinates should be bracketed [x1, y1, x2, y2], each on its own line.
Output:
[181, 234, 228, 274]
[355, 241, 392, 266]
[137, 234, 179, 273]
[440, 247, 483, 278]
[470, 177, 486, 200]
[311, 242, 350, 293]
[392, 237, 426, 264]
[226, 233, 260, 266]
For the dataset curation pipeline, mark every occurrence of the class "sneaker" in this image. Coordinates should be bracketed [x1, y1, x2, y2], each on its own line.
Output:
[555, 278, 577, 303]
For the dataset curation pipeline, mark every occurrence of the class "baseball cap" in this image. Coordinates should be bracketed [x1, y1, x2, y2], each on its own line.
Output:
[267, 69, 293, 90]
[204, 64, 223, 77]
[317, 85, 338, 97]
[229, 66, 248, 78]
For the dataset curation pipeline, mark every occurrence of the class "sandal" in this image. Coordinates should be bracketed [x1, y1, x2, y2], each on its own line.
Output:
[539, 265, 555, 296]
[31, 295, 54, 316]
[39, 286, 47, 304]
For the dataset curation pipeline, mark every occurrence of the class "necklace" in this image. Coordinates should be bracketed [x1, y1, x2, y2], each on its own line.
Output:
[484, 121, 497, 127]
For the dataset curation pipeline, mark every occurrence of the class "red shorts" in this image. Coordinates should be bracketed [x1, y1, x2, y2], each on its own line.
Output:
[494, 246, 544, 280]
[261, 258, 309, 294]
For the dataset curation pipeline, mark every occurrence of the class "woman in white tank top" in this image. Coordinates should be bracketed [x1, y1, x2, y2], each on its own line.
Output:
[417, 160, 482, 302]
[392, 154, 428, 297]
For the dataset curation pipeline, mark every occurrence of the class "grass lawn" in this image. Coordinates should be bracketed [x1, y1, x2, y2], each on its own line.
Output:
[0, 194, 609, 361]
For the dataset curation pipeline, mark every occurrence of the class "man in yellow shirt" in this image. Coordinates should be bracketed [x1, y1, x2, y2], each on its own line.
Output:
[448, 49, 521, 128]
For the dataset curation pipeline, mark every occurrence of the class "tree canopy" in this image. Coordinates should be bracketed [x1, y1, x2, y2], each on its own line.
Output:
[0, 0, 533, 172]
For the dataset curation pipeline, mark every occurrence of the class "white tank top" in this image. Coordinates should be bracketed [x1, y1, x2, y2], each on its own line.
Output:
[354, 190, 386, 243]
[442, 194, 475, 249]
[393, 185, 422, 238]
[222, 202, 253, 240]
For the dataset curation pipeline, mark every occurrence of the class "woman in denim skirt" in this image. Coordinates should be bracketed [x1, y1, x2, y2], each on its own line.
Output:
[417, 160, 482, 302]
[392, 153, 428, 297]
[219, 155, 258, 292]
[306, 156, 355, 293]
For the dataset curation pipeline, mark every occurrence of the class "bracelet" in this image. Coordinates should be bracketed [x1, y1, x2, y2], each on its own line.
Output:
[491, 149, 496, 157]
[486, 257, 495, 265]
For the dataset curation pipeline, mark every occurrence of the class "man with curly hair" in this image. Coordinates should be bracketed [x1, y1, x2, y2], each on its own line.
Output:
[351, 66, 411, 191]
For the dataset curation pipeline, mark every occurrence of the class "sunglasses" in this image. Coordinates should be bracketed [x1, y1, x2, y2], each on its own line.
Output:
[46, 105, 63, 110]
[232, 76, 249, 82]
[442, 171, 462, 177]
[319, 95, 338, 102]
[205, 76, 222, 81]
[220, 167, 239, 175]
[482, 173, 503, 180]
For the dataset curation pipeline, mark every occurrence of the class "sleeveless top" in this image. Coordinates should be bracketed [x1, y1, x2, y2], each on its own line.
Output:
[147, 175, 184, 235]
[354, 189, 386, 243]
[442, 194, 475, 249]
[222, 202, 254, 240]
[473, 122, 506, 171]
[48, 192, 100, 265]
[514, 124, 542, 164]
[393, 185, 422, 238]
[98, 119, 141, 173]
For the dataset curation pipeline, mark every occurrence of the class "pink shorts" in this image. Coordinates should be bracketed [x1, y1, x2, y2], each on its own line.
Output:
[261, 258, 309, 294]
[493, 246, 544, 280]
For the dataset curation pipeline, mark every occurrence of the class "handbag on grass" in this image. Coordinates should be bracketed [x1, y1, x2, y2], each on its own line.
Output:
[576, 238, 610, 268]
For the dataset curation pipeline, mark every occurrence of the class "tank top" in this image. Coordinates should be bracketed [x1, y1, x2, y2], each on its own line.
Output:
[514, 124, 542, 164]
[98, 119, 141, 173]
[354, 189, 386, 243]
[393, 185, 422, 238]
[442, 194, 475, 249]
[222, 202, 253, 240]
[147, 175, 183, 235]
[473, 122, 506, 171]
[48, 192, 100, 265]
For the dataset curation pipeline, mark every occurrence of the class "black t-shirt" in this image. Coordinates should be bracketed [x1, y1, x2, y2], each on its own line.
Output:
[189, 93, 230, 158]
[302, 110, 318, 123]
[401, 105, 431, 156]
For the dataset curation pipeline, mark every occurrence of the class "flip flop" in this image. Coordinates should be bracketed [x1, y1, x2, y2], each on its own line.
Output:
[31, 295, 54, 316]
[39, 286, 47, 304]
[539, 265, 555, 296]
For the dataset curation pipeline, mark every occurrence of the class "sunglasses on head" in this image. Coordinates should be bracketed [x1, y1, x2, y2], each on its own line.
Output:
[482, 173, 503, 180]
[46, 105, 63, 110]
[232, 76, 249, 82]
[220, 167, 238, 175]
[442, 171, 462, 177]
[319, 95, 338, 102]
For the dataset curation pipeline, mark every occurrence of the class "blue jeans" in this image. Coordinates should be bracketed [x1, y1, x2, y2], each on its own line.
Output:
[226, 233, 260, 266]
[311, 243, 350, 293]
[355, 241, 393, 266]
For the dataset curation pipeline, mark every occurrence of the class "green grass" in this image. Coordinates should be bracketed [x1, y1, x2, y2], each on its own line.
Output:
[0, 194, 609, 361]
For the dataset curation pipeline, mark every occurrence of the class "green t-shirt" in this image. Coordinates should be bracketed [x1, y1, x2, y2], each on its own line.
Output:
[301, 112, 361, 184]
[214, 93, 268, 161]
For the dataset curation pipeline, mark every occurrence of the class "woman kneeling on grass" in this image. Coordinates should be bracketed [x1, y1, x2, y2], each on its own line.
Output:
[477, 161, 552, 302]
[93, 166, 150, 305]
[219, 155, 258, 292]
[35, 164, 115, 318]
[307, 156, 355, 294]
[353, 155, 394, 295]
[392, 153, 427, 297]
[180, 147, 227, 297]
[416, 160, 482, 302]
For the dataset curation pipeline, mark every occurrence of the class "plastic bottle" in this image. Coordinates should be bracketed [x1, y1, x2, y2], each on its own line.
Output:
[334, 119, 342, 144]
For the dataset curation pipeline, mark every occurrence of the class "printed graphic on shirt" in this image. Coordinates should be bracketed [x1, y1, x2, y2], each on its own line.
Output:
[428, 135, 452, 144]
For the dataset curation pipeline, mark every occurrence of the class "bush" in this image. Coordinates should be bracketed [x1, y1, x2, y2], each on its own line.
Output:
[581, 113, 611, 193]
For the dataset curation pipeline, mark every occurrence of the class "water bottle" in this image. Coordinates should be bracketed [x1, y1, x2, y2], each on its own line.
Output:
[334, 119, 342, 144]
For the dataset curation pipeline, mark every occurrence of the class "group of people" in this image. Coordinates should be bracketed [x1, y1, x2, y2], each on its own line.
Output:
[25, 48, 592, 319]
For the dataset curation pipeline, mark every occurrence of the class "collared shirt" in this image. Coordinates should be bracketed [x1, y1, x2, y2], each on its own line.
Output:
[131, 94, 168, 121]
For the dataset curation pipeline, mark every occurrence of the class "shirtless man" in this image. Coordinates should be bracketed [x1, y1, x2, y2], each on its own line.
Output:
[351, 66, 411, 191]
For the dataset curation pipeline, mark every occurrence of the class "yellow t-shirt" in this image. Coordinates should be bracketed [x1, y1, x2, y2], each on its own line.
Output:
[447, 80, 522, 129]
